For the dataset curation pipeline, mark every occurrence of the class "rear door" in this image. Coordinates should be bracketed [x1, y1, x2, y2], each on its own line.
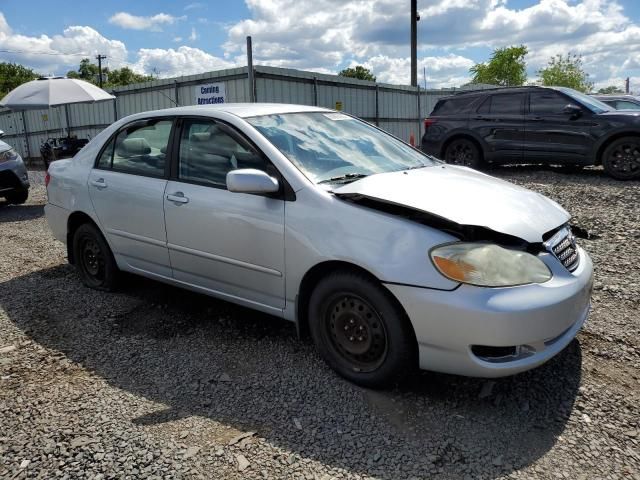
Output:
[163, 117, 286, 312]
[470, 92, 525, 163]
[88, 118, 173, 277]
[524, 90, 594, 163]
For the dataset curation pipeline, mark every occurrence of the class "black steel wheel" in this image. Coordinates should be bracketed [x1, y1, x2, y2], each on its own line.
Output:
[308, 271, 416, 388]
[72, 223, 119, 291]
[6, 190, 28, 205]
[444, 138, 482, 169]
[602, 137, 640, 180]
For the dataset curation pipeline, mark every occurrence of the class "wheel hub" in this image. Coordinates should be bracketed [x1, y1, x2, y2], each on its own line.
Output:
[326, 295, 387, 371]
[82, 239, 102, 276]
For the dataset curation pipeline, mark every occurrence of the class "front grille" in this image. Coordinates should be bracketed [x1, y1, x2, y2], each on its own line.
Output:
[545, 226, 580, 272]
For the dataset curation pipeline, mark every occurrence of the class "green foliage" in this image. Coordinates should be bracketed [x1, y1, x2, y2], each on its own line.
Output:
[538, 54, 593, 93]
[66, 58, 152, 88]
[0, 62, 39, 98]
[338, 65, 376, 82]
[597, 85, 624, 95]
[469, 45, 528, 87]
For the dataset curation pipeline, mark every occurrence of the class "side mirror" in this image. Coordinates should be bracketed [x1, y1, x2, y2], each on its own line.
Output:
[0, 130, 4, 137]
[226, 168, 280, 194]
[563, 104, 582, 117]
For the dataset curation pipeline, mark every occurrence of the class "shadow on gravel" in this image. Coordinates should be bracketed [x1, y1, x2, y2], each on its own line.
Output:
[0, 203, 44, 223]
[0, 265, 583, 479]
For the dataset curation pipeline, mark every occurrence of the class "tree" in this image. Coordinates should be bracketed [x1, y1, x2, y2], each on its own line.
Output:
[469, 45, 528, 87]
[538, 54, 593, 93]
[0, 63, 39, 98]
[66, 59, 152, 88]
[339, 65, 376, 82]
[597, 85, 624, 95]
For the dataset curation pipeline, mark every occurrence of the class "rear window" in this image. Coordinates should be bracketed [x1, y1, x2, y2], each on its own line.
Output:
[477, 93, 525, 115]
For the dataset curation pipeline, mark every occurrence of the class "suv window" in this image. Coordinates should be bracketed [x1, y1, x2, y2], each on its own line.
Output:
[615, 100, 639, 110]
[98, 119, 172, 177]
[433, 96, 478, 115]
[488, 93, 525, 115]
[476, 93, 525, 115]
[178, 119, 266, 187]
[530, 91, 568, 115]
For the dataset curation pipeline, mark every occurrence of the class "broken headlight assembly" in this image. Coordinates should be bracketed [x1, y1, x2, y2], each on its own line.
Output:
[430, 243, 552, 287]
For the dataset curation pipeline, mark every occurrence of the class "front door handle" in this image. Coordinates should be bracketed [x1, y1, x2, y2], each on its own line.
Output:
[90, 178, 107, 189]
[166, 192, 189, 204]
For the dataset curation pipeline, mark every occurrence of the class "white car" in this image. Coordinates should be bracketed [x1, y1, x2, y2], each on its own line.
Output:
[45, 104, 593, 387]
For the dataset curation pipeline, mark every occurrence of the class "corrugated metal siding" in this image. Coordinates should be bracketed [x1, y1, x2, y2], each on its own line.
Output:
[0, 65, 490, 160]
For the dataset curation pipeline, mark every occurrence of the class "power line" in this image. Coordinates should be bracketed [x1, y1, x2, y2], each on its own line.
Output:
[0, 48, 92, 57]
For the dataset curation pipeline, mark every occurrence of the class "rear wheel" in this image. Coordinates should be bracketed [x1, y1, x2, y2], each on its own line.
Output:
[444, 138, 483, 169]
[6, 190, 28, 205]
[602, 137, 640, 180]
[308, 271, 416, 388]
[72, 223, 119, 291]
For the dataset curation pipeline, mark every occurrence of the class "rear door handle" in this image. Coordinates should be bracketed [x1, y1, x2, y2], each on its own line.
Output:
[90, 178, 107, 189]
[166, 192, 189, 204]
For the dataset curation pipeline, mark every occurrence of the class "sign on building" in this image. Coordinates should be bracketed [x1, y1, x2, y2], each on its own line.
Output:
[195, 83, 226, 105]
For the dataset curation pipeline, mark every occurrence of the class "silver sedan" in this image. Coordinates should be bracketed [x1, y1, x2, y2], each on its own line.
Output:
[45, 104, 593, 388]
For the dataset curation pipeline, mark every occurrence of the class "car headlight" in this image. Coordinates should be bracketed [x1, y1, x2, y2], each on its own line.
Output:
[430, 243, 552, 287]
[0, 148, 18, 163]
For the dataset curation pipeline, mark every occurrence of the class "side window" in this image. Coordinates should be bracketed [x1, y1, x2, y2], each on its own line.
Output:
[530, 92, 569, 115]
[615, 100, 639, 110]
[477, 96, 491, 114]
[178, 119, 266, 187]
[489, 93, 525, 115]
[109, 119, 172, 177]
[97, 139, 114, 169]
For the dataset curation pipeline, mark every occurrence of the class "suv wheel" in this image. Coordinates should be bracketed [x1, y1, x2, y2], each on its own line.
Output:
[72, 223, 119, 291]
[444, 138, 482, 169]
[6, 190, 28, 205]
[602, 137, 640, 180]
[308, 271, 416, 388]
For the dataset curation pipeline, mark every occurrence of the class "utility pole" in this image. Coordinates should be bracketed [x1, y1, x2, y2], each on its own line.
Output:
[410, 0, 420, 87]
[95, 54, 107, 88]
[625, 77, 630, 94]
[247, 36, 255, 102]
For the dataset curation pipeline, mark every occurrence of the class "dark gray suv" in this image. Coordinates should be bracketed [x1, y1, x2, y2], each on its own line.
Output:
[0, 131, 30, 204]
[421, 86, 640, 180]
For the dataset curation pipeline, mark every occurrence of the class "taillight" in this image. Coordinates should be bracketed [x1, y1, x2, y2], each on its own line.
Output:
[45, 172, 51, 187]
[424, 118, 437, 129]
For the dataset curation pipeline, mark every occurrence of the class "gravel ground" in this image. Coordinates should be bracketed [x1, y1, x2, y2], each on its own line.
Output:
[0, 166, 638, 480]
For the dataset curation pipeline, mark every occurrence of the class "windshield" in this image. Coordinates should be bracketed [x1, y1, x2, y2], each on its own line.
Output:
[554, 87, 611, 113]
[247, 112, 438, 184]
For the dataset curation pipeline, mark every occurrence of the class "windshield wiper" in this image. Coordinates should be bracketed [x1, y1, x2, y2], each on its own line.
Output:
[317, 173, 369, 185]
[403, 163, 430, 171]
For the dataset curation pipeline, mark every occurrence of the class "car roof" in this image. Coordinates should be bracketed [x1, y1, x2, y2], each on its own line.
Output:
[593, 95, 640, 101]
[125, 103, 332, 120]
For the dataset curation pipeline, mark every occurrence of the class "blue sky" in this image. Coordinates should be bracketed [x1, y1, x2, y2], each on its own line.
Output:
[1, 1, 639, 91]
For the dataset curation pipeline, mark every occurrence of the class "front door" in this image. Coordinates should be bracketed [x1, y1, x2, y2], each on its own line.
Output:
[88, 118, 174, 277]
[163, 118, 286, 312]
[524, 90, 594, 163]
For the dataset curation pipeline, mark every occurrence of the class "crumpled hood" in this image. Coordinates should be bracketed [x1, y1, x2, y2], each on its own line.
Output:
[332, 165, 570, 243]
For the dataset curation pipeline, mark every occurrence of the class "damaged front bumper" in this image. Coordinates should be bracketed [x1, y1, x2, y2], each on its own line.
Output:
[385, 247, 593, 378]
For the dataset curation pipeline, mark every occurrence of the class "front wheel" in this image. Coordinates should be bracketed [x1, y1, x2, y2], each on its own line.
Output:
[308, 271, 416, 388]
[444, 138, 483, 169]
[602, 137, 640, 180]
[72, 223, 119, 291]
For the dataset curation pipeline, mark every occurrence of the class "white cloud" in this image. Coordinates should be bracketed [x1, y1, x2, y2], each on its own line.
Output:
[189, 27, 198, 42]
[0, 12, 128, 75]
[108, 12, 185, 31]
[133, 46, 235, 78]
[173, 36, 183, 43]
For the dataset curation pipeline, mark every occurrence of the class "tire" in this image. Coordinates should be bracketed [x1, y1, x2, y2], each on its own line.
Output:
[72, 223, 119, 291]
[6, 190, 28, 205]
[602, 136, 640, 180]
[308, 271, 417, 388]
[444, 138, 483, 169]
